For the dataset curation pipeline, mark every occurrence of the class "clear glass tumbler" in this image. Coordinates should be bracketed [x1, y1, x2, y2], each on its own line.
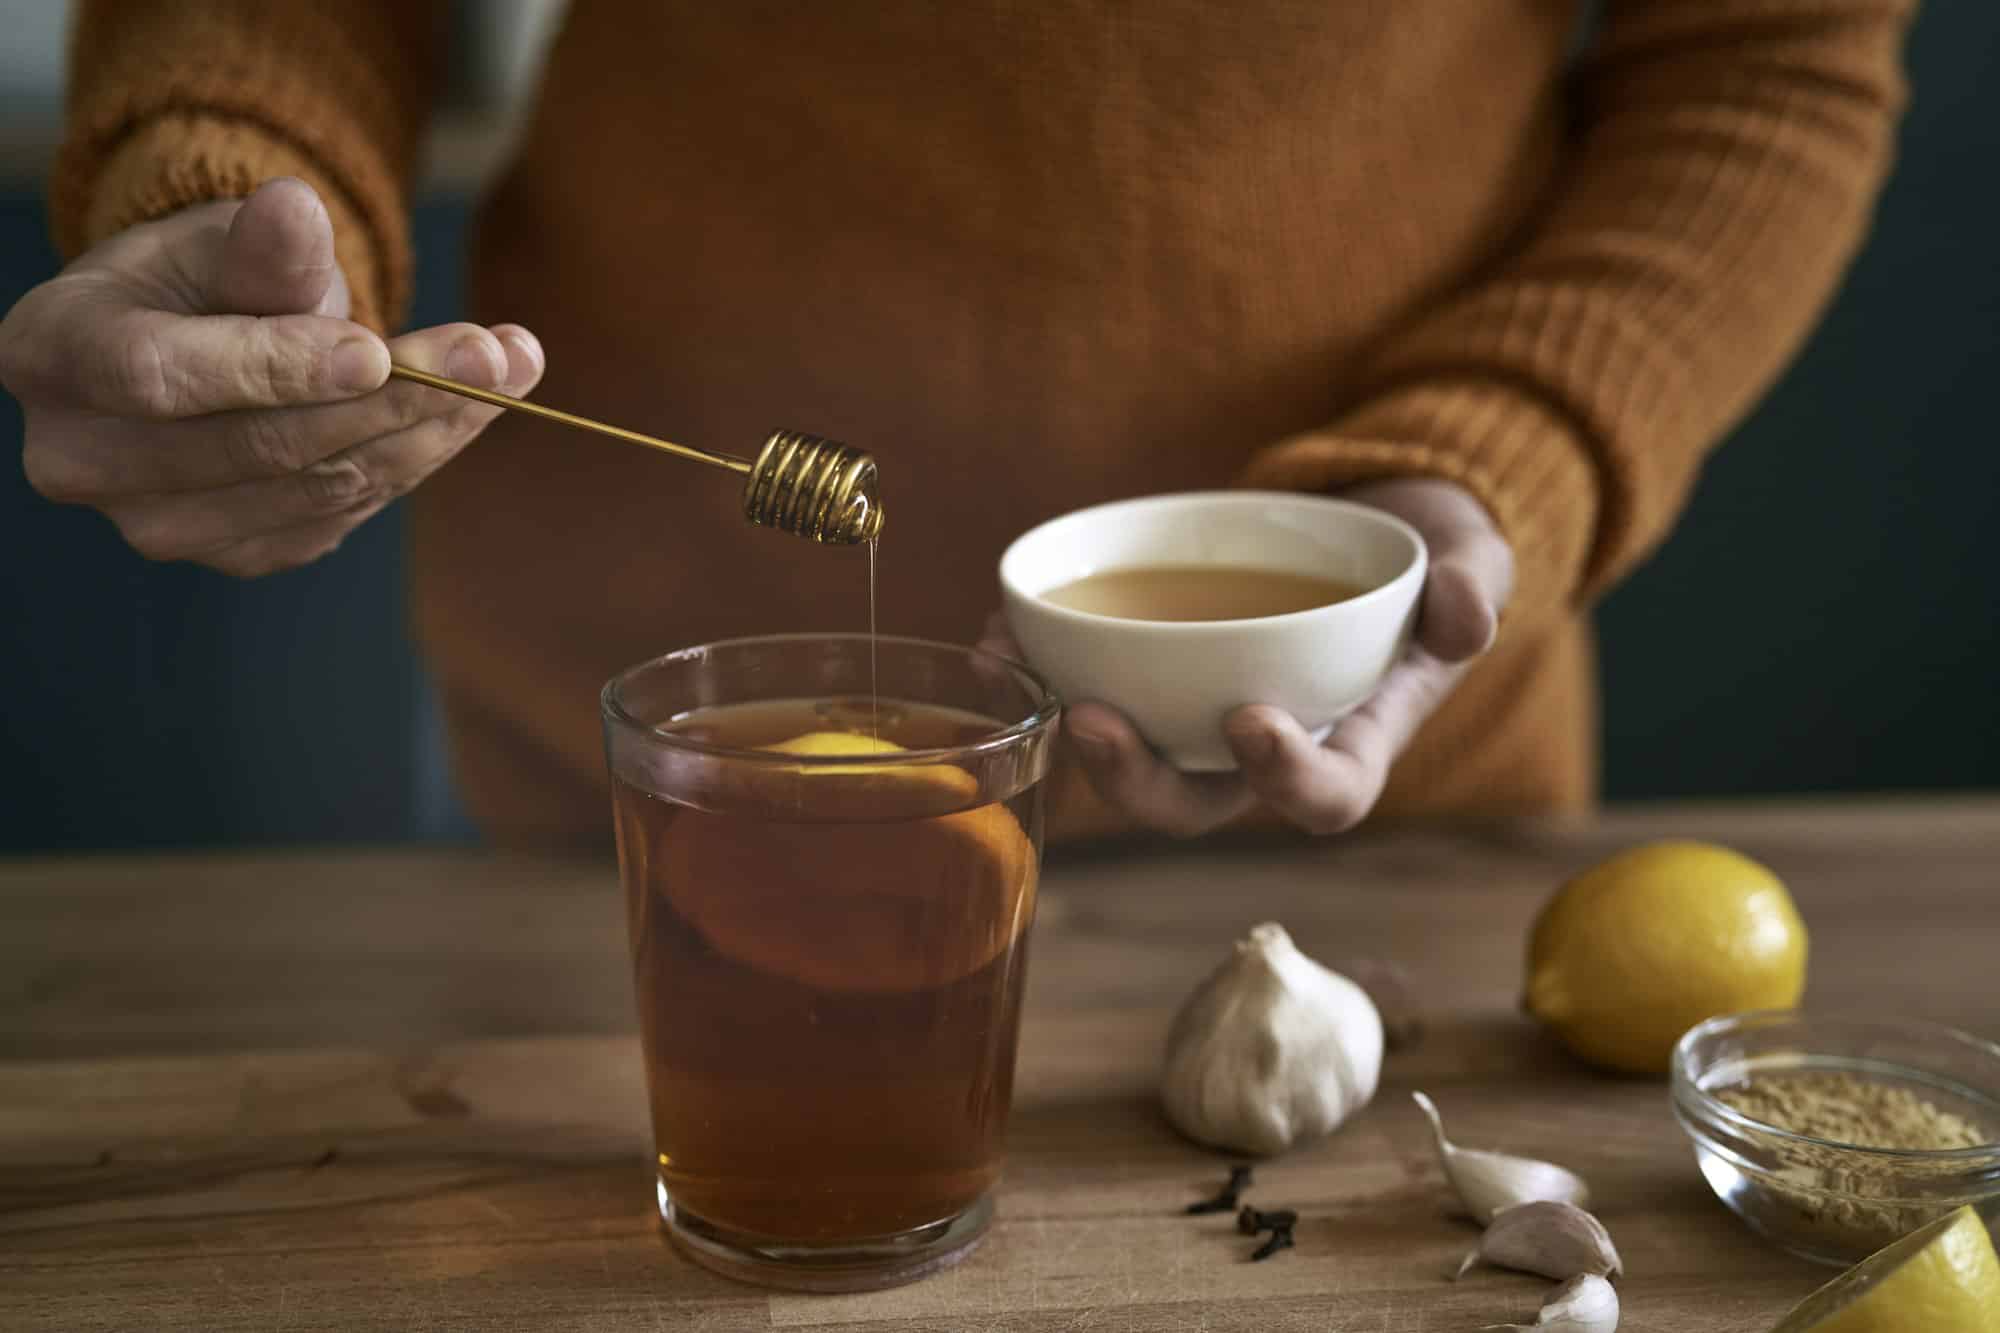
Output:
[602, 634, 1059, 1291]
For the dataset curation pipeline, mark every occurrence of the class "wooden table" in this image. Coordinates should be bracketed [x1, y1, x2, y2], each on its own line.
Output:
[4, 799, 1996, 1330]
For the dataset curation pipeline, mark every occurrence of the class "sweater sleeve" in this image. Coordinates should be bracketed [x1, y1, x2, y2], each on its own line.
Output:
[51, 1, 447, 333]
[1240, 0, 1916, 629]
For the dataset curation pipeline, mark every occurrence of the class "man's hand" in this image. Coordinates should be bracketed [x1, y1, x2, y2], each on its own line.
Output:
[980, 478, 1514, 836]
[0, 177, 542, 577]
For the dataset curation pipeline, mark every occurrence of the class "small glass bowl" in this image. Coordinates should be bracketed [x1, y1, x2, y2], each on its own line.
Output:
[1671, 1011, 2000, 1266]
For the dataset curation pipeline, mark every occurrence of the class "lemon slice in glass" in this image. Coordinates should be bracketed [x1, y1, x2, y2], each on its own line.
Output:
[765, 729, 908, 759]
[657, 728, 1035, 993]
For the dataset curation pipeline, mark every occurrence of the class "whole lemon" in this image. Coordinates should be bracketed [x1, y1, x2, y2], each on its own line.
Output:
[1523, 840, 1807, 1075]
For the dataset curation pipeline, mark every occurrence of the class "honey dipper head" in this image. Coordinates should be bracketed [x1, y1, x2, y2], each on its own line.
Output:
[743, 430, 885, 544]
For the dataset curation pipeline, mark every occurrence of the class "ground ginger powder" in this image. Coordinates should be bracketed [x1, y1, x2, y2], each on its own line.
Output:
[1720, 1072, 1992, 1150]
[1716, 1071, 1998, 1252]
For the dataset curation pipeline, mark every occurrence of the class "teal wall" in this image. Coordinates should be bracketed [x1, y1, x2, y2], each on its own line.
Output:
[2, 4, 1994, 850]
[1593, 0, 2000, 798]
[0, 200, 478, 849]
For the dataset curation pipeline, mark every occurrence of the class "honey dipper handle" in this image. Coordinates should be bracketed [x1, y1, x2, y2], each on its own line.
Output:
[386, 364, 752, 475]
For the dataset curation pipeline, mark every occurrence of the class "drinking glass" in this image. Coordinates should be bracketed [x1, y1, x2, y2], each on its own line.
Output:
[602, 634, 1059, 1291]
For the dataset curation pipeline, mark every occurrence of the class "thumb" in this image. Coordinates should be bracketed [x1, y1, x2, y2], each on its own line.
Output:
[1343, 477, 1515, 664]
[205, 178, 343, 318]
[1417, 520, 1513, 663]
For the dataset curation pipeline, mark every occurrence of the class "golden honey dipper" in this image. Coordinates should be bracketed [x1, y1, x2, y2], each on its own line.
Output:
[387, 364, 884, 545]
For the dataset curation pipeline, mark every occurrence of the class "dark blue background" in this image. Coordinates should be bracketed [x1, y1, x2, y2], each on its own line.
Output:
[3, 6, 1995, 852]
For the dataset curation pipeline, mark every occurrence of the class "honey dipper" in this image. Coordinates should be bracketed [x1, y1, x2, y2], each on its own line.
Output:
[387, 364, 884, 545]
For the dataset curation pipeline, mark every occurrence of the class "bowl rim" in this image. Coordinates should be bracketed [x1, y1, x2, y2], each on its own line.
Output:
[996, 490, 1428, 632]
[1671, 1008, 2000, 1162]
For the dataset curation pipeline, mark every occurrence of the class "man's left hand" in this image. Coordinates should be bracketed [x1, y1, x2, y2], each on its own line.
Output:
[978, 477, 1514, 836]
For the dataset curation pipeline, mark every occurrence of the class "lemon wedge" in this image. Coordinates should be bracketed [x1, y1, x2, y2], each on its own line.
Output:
[1770, 1205, 2000, 1332]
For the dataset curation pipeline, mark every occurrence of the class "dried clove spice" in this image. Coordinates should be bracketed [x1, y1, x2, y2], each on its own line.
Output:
[1235, 1201, 1299, 1260]
[1237, 1205, 1299, 1236]
[1185, 1164, 1255, 1214]
[1250, 1228, 1296, 1262]
[1183, 1164, 1295, 1262]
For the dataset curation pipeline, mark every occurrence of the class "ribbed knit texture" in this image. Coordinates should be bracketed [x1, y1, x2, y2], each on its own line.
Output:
[53, 2, 1915, 847]
[54, 1, 442, 330]
[1246, 3, 1917, 628]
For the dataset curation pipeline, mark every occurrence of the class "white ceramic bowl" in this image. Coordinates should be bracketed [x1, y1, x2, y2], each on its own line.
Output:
[999, 491, 1427, 771]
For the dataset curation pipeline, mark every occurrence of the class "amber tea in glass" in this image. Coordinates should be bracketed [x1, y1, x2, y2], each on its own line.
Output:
[602, 635, 1058, 1291]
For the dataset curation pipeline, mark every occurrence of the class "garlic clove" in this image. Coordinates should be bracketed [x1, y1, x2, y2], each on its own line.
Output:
[1456, 1200, 1623, 1283]
[1481, 1274, 1620, 1331]
[1411, 1091, 1591, 1222]
[1161, 922, 1384, 1157]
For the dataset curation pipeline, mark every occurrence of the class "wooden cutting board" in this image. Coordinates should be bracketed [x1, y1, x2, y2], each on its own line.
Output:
[3, 798, 1996, 1330]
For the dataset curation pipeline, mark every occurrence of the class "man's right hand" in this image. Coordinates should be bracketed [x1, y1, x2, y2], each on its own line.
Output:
[0, 177, 542, 577]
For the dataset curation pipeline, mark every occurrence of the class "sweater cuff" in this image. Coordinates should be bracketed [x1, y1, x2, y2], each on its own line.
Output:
[53, 113, 405, 334]
[1239, 377, 1601, 627]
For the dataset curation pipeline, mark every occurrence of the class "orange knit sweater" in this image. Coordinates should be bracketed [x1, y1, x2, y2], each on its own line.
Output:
[55, 2, 1914, 846]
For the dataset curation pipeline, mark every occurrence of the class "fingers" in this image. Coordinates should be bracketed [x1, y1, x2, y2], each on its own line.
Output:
[1419, 552, 1501, 662]
[204, 495, 393, 580]
[1224, 704, 1378, 835]
[1418, 520, 1513, 661]
[1342, 476, 1514, 664]
[488, 324, 545, 391]
[0, 178, 373, 421]
[1066, 701, 1255, 837]
[71, 305, 387, 419]
[0, 278, 338, 420]
[982, 473, 1519, 840]
[28, 322, 521, 498]
[974, 610, 1023, 661]
[4, 266, 382, 420]
[322, 321, 539, 496]
[93, 324, 540, 562]
[96, 451, 376, 562]
[228, 318, 518, 485]
[1177, 474, 1513, 836]
[1224, 653, 1460, 834]
[1, 175, 543, 584]
[206, 178, 337, 317]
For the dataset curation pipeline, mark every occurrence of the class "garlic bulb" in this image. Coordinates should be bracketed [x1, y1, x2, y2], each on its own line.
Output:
[1160, 922, 1383, 1156]
[1456, 1200, 1623, 1282]
[1482, 1274, 1619, 1332]
[1412, 1091, 1590, 1222]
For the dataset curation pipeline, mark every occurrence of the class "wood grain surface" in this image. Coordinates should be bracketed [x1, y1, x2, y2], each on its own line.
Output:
[3, 798, 1997, 1330]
